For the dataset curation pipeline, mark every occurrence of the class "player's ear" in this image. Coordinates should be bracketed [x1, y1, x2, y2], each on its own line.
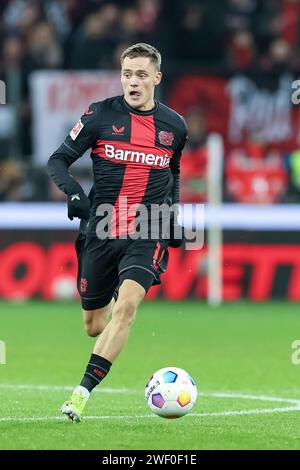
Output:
[154, 71, 162, 86]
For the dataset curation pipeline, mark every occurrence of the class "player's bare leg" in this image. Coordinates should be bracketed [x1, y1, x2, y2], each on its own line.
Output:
[92, 279, 145, 362]
[82, 298, 115, 337]
[60, 280, 144, 422]
[60, 299, 114, 422]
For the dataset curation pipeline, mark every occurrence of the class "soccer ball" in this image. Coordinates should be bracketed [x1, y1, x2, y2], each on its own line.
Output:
[145, 367, 197, 419]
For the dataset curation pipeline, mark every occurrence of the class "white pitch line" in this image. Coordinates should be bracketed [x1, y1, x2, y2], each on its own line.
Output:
[1, 384, 300, 405]
[0, 384, 131, 394]
[0, 384, 300, 423]
[0, 415, 153, 423]
[199, 392, 300, 405]
[190, 406, 300, 417]
[0, 406, 300, 423]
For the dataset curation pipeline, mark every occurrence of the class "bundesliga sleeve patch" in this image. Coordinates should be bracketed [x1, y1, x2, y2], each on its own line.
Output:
[70, 119, 84, 140]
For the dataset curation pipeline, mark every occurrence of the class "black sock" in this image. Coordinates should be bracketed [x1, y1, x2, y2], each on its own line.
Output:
[80, 354, 112, 393]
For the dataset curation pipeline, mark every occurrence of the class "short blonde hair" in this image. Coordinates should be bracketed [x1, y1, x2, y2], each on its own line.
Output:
[120, 43, 161, 71]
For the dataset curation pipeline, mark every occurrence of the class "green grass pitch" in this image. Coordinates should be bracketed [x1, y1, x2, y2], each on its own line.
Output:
[0, 299, 300, 450]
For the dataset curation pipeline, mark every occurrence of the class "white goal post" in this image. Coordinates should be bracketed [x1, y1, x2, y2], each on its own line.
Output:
[207, 133, 224, 306]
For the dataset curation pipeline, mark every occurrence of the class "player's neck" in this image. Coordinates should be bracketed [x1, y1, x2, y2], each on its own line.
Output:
[137, 99, 155, 112]
[123, 96, 157, 113]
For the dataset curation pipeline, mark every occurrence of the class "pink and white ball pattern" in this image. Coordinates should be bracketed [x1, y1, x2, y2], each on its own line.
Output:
[145, 367, 197, 419]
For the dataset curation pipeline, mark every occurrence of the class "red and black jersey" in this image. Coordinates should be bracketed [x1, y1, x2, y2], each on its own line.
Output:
[48, 95, 187, 236]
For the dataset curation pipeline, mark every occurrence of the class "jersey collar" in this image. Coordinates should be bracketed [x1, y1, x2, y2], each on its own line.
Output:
[121, 96, 159, 115]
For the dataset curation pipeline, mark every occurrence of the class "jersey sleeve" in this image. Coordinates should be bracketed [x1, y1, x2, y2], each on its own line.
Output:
[47, 103, 99, 194]
[169, 117, 188, 205]
[61, 102, 100, 159]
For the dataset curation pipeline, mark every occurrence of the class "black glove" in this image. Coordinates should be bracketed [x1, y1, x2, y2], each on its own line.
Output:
[67, 189, 90, 220]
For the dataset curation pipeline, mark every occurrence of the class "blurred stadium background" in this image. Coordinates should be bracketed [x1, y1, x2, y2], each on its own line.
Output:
[1, 0, 300, 450]
[1, 0, 300, 302]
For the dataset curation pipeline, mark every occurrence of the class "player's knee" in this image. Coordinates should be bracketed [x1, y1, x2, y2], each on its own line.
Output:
[83, 306, 110, 337]
[113, 299, 137, 326]
[84, 320, 99, 337]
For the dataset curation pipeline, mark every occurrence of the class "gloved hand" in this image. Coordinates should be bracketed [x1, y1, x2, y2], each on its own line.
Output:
[67, 189, 90, 220]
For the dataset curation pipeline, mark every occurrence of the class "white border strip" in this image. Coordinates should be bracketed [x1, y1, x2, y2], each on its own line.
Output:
[1, 203, 300, 230]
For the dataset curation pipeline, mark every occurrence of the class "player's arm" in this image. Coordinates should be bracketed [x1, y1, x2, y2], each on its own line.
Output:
[168, 121, 188, 247]
[47, 103, 98, 220]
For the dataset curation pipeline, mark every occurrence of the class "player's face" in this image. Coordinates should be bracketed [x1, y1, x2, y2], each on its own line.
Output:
[121, 56, 162, 111]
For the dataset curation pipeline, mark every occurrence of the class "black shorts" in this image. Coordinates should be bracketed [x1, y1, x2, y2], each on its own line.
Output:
[75, 231, 169, 311]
